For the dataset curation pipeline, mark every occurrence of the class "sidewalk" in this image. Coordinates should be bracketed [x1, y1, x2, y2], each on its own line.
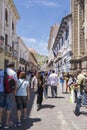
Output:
[29, 87, 87, 130]
[1, 86, 87, 130]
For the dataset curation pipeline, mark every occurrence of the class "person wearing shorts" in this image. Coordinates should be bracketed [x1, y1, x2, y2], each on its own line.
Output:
[0, 62, 18, 129]
[15, 72, 30, 127]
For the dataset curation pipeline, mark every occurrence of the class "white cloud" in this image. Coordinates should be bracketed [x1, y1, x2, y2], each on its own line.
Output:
[27, 0, 59, 8]
[22, 37, 37, 44]
[35, 0, 58, 7]
[21, 36, 48, 55]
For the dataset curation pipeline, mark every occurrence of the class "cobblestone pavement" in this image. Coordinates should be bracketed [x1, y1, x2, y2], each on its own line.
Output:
[1, 86, 87, 130]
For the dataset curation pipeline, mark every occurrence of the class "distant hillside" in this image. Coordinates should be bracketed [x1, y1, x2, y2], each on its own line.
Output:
[37, 54, 48, 67]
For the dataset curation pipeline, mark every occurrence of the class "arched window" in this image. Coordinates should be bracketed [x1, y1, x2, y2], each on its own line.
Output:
[12, 21, 14, 31]
[5, 9, 8, 24]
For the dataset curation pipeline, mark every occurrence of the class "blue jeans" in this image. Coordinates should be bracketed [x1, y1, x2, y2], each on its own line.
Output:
[75, 96, 82, 114]
[51, 86, 57, 97]
[0, 92, 14, 110]
[44, 85, 48, 97]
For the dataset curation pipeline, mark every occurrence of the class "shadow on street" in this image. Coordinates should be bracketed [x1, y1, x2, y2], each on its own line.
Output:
[48, 96, 65, 98]
[1, 91, 39, 130]
[41, 104, 55, 109]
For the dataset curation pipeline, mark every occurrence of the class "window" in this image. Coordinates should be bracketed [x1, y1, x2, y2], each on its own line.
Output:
[4, 59, 9, 69]
[59, 42, 60, 50]
[57, 43, 59, 51]
[12, 21, 14, 31]
[5, 34, 8, 46]
[61, 37, 63, 46]
[5, 9, 8, 24]
[12, 41, 14, 50]
[65, 26, 69, 40]
[74, 64, 77, 69]
[53, 49, 57, 57]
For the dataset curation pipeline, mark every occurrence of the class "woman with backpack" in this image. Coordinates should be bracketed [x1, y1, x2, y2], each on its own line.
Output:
[15, 71, 30, 127]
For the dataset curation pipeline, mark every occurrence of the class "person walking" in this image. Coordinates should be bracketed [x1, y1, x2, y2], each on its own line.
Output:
[65, 72, 70, 93]
[36, 72, 44, 111]
[59, 72, 64, 93]
[0, 62, 18, 129]
[44, 72, 50, 98]
[73, 70, 86, 116]
[31, 72, 38, 93]
[49, 70, 58, 98]
[15, 71, 30, 127]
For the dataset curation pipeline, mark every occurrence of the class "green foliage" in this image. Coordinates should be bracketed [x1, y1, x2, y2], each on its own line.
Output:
[37, 53, 48, 66]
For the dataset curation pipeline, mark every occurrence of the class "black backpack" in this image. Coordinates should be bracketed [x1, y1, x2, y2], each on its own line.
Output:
[3, 70, 16, 94]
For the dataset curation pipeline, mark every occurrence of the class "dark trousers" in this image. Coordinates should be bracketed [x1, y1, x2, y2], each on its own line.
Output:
[51, 86, 57, 97]
[37, 87, 43, 106]
[74, 90, 77, 102]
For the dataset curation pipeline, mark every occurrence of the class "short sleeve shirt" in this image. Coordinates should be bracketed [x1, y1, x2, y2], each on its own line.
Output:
[16, 79, 29, 96]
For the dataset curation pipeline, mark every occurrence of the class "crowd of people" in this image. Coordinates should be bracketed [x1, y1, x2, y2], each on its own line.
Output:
[0, 62, 30, 128]
[0, 62, 87, 129]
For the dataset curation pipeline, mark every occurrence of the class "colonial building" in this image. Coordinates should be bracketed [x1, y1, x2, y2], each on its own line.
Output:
[17, 37, 29, 71]
[0, 0, 20, 69]
[29, 48, 39, 72]
[52, 14, 72, 73]
[47, 24, 59, 70]
[71, 0, 87, 70]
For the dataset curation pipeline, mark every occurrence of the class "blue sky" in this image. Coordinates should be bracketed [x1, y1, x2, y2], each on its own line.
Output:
[14, 0, 70, 56]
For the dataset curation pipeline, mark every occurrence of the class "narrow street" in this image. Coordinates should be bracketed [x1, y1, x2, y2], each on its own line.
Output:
[0, 0, 87, 130]
[2, 86, 87, 130]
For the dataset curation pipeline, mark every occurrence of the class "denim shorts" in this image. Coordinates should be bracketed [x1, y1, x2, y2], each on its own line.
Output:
[0, 92, 14, 111]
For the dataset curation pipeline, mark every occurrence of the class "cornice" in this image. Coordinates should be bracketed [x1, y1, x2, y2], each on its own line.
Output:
[6, 0, 20, 20]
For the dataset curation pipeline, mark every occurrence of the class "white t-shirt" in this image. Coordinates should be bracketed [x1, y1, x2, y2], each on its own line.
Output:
[49, 73, 58, 86]
[16, 79, 29, 96]
[0, 68, 18, 92]
[31, 76, 38, 89]
[6, 68, 18, 81]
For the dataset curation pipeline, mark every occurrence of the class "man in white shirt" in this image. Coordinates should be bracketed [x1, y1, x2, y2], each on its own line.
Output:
[31, 72, 38, 93]
[49, 70, 58, 97]
[0, 62, 18, 129]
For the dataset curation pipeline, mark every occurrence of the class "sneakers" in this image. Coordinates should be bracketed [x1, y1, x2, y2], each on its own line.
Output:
[37, 104, 40, 111]
[73, 110, 80, 116]
[55, 95, 57, 98]
[15, 122, 21, 127]
[0, 123, 2, 128]
[22, 115, 28, 120]
[45, 96, 48, 99]
[4, 121, 13, 129]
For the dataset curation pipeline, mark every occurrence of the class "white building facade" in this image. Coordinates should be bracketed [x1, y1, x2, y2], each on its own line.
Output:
[47, 24, 59, 71]
[17, 37, 29, 71]
[53, 14, 72, 73]
[0, 0, 20, 69]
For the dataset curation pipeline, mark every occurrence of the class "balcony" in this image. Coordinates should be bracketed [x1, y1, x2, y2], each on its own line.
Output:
[20, 57, 29, 65]
[20, 57, 24, 64]
[12, 50, 18, 59]
[4, 45, 12, 56]
[0, 36, 4, 51]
